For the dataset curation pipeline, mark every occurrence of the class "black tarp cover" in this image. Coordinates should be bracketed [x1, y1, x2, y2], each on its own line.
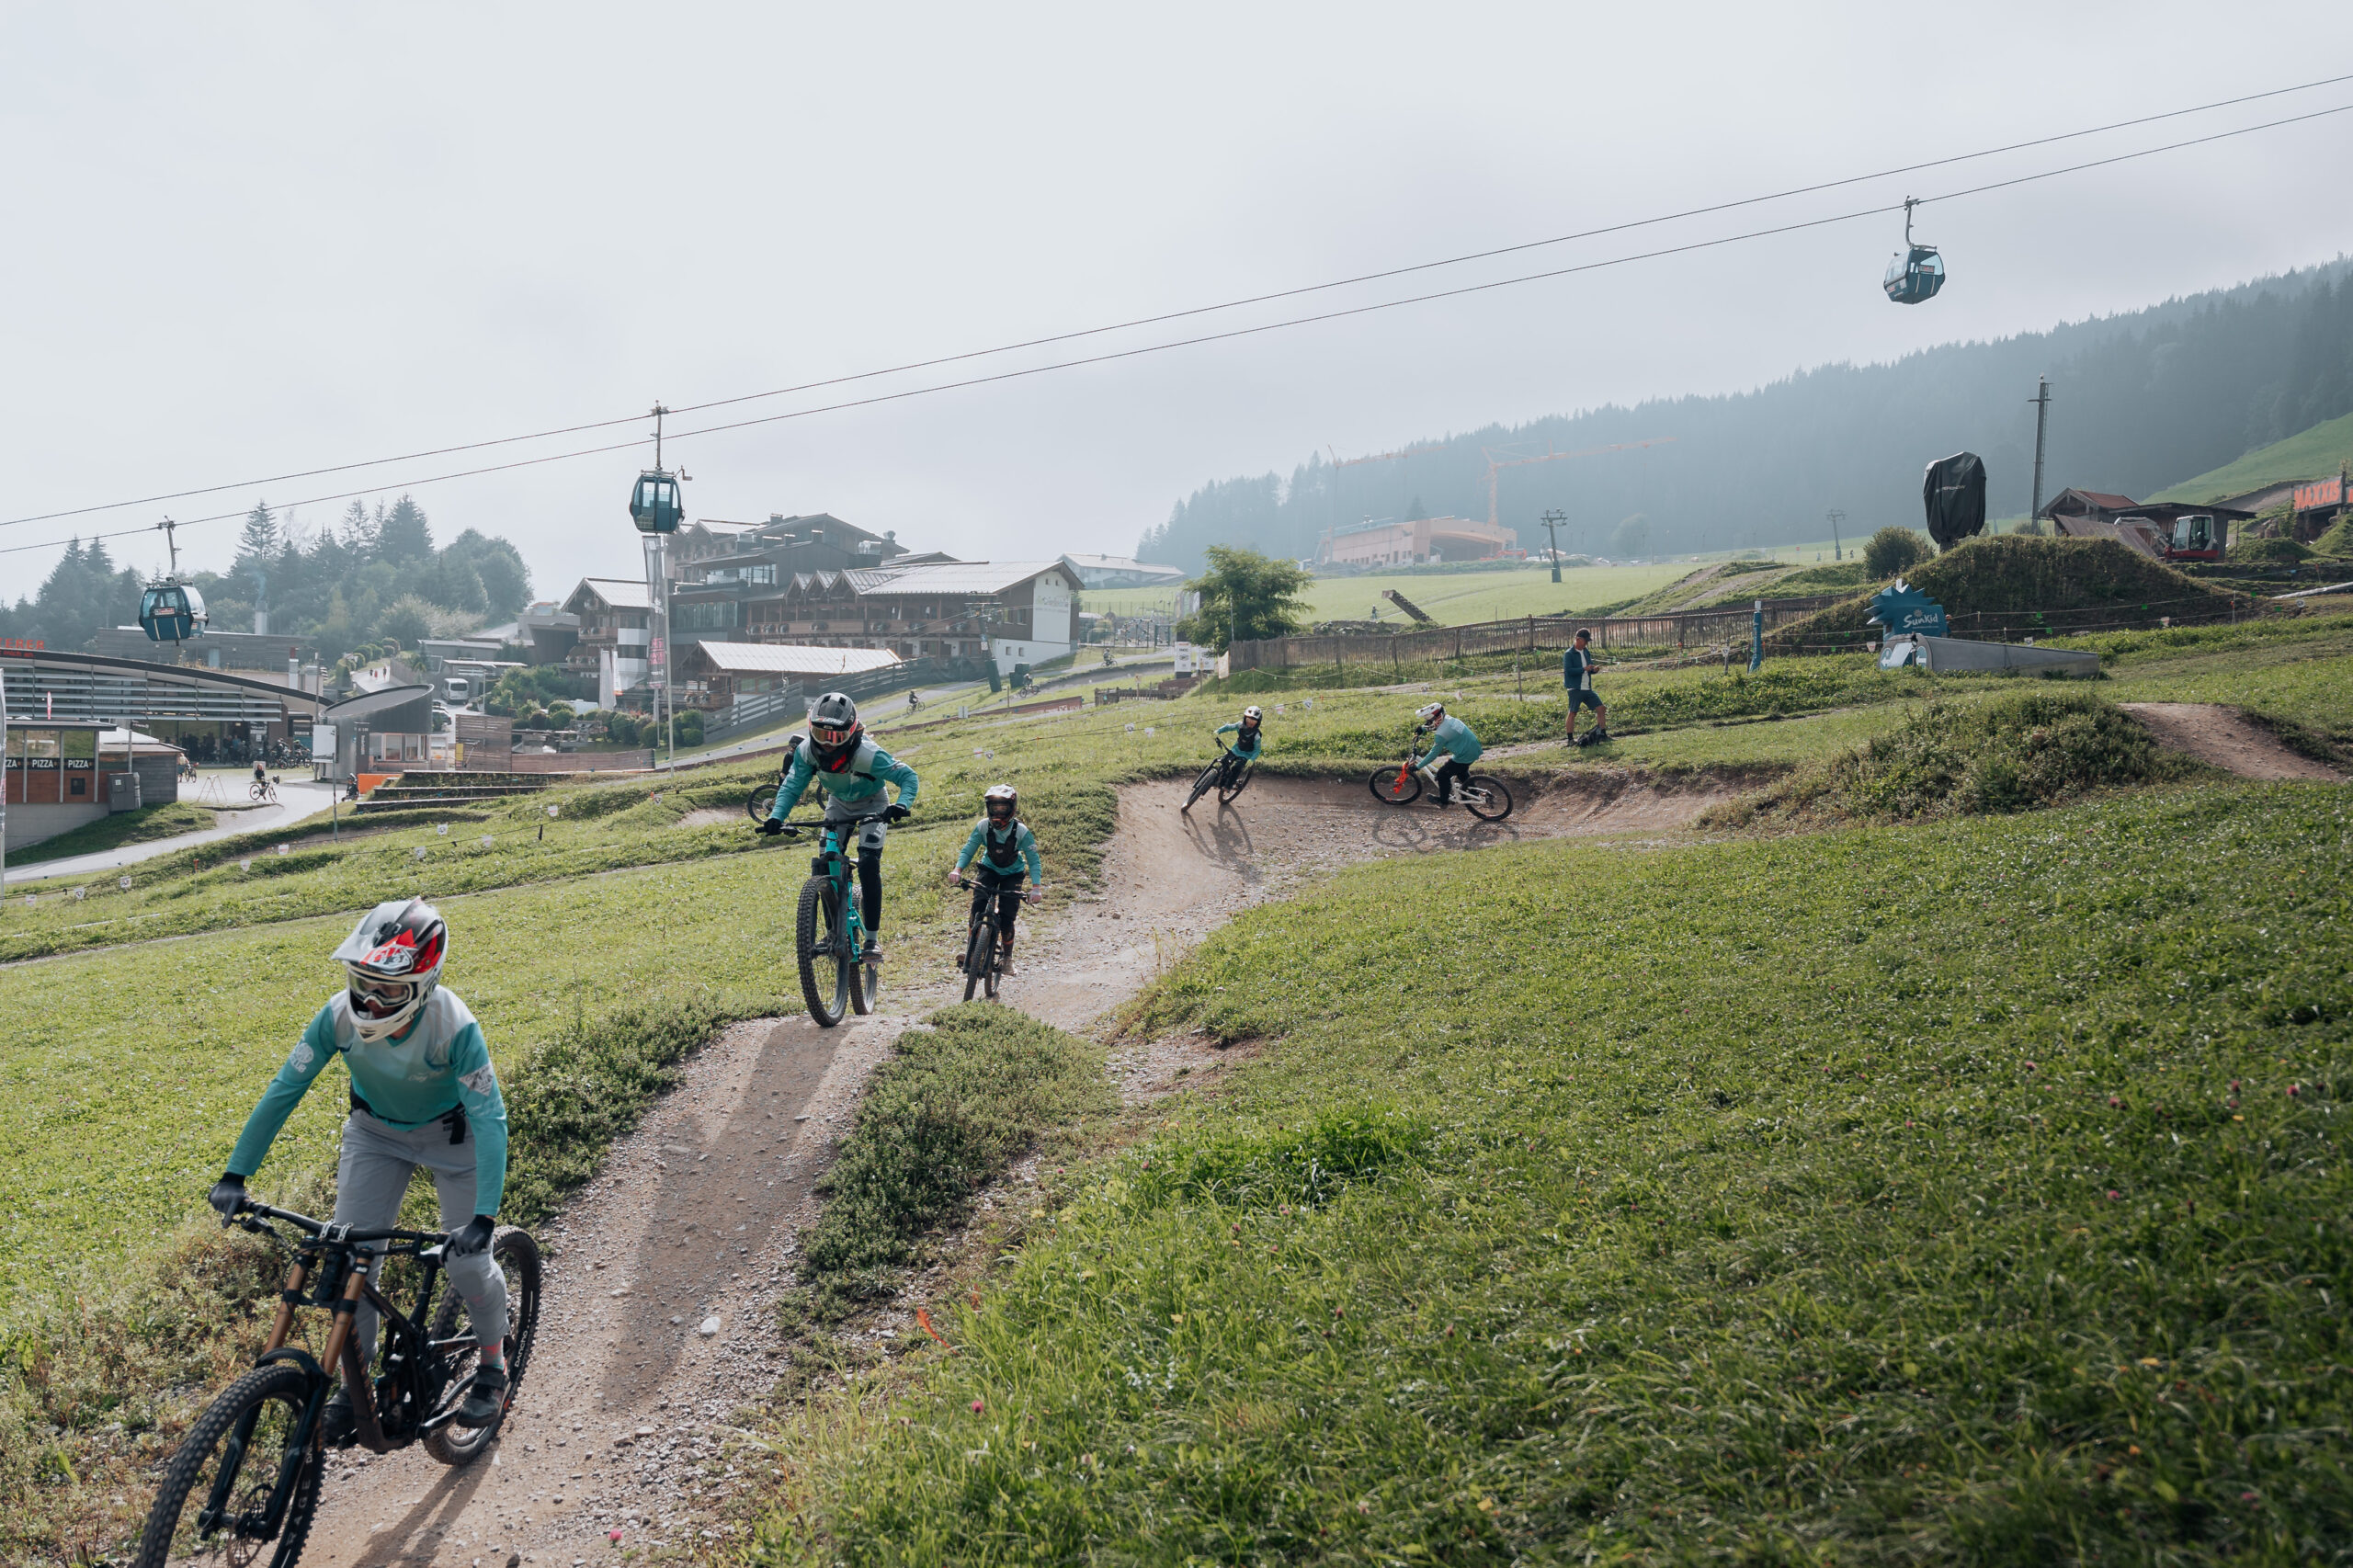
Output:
[1921, 451, 1987, 550]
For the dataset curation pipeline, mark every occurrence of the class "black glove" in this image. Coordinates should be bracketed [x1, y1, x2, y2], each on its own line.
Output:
[883, 802, 911, 823]
[756, 817, 786, 836]
[209, 1174, 246, 1221]
[448, 1215, 495, 1256]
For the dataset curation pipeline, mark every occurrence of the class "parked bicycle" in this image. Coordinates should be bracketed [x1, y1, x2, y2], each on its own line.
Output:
[956, 874, 1040, 1001]
[1368, 742, 1514, 821]
[1182, 739, 1256, 812]
[771, 810, 889, 1026]
[745, 738, 803, 822]
[133, 1196, 540, 1568]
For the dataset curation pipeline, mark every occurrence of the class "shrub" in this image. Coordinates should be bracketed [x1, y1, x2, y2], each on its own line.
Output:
[1863, 526, 1931, 578]
[676, 710, 706, 747]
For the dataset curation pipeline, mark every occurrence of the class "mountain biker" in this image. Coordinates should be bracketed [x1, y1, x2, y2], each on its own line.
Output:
[949, 782, 1045, 975]
[1414, 701, 1483, 806]
[1564, 628, 1610, 745]
[1212, 705, 1266, 787]
[206, 898, 512, 1441]
[757, 691, 919, 963]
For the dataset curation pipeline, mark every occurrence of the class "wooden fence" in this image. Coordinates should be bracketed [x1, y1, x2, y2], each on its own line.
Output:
[1225, 597, 1851, 673]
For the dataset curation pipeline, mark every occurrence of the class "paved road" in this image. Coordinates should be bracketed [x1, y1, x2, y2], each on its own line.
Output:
[5, 776, 345, 885]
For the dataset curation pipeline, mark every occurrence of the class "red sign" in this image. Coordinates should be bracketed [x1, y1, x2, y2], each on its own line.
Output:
[2294, 476, 2346, 512]
[0, 638, 44, 652]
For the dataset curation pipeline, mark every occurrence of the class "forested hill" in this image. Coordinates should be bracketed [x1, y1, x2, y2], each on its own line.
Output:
[1139, 259, 2353, 572]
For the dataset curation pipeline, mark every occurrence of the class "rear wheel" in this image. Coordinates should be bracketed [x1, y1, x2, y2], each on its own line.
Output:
[797, 878, 852, 1027]
[423, 1227, 544, 1466]
[746, 784, 777, 822]
[1369, 764, 1422, 804]
[1182, 762, 1221, 812]
[1461, 774, 1514, 822]
[1217, 763, 1253, 805]
[132, 1360, 322, 1568]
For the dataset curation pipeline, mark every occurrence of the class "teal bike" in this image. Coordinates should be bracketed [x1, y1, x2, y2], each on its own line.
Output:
[773, 811, 889, 1027]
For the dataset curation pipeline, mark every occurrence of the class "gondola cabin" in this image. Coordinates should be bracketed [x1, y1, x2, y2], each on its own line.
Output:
[138, 580, 207, 642]
[630, 470, 684, 535]
[1883, 244, 1945, 304]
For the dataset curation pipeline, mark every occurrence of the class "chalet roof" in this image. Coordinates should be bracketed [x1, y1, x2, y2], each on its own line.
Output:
[688, 642, 904, 676]
[563, 577, 654, 613]
[843, 561, 1076, 596]
[2039, 488, 2139, 520]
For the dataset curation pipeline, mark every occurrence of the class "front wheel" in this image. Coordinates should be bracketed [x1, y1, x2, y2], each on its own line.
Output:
[1369, 764, 1422, 805]
[962, 915, 990, 1002]
[423, 1226, 544, 1466]
[132, 1360, 323, 1568]
[797, 878, 853, 1027]
[1461, 774, 1515, 822]
[1217, 762, 1253, 806]
[1182, 761, 1221, 812]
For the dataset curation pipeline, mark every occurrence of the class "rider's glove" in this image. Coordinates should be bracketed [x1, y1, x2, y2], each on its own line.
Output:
[448, 1215, 496, 1256]
[208, 1174, 246, 1221]
[756, 817, 786, 836]
[883, 802, 912, 823]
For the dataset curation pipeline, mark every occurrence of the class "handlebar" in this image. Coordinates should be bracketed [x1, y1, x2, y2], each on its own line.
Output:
[230, 1197, 448, 1253]
[766, 808, 899, 837]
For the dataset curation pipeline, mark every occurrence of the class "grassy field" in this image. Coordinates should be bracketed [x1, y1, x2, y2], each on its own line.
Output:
[5, 801, 216, 866]
[754, 781, 2353, 1563]
[2151, 409, 2353, 504]
[1083, 562, 1688, 628]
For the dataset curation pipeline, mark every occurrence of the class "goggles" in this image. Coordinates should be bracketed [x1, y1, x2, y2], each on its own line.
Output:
[350, 973, 417, 1017]
[812, 722, 856, 746]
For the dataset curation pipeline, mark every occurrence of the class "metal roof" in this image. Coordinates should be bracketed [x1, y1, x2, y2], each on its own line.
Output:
[843, 561, 1075, 596]
[687, 642, 904, 676]
[563, 577, 655, 612]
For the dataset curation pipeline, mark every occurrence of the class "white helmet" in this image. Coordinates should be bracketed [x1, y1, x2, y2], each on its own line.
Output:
[1241, 705, 1263, 724]
[983, 782, 1017, 821]
[1415, 702, 1445, 725]
[331, 897, 449, 1042]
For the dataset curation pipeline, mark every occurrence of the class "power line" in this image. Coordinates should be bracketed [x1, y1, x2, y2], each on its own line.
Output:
[8, 69, 2352, 535]
[6, 94, 2350, 564]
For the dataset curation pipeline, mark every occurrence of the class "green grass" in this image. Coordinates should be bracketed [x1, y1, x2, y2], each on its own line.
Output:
[2150, 409, 2353, 504]
[4, 802, 217, 866]
[755, 782, 2353, 1563]
[1082, 563, 1688, 629]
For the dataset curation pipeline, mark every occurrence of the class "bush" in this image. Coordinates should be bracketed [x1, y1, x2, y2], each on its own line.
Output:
[676, 710, 705, 747]
[2232, 536, 2311, 563]
[2314, 516, 2353, 559]
[1863, 526, 1931, 578]
[606, 712, 642, 747]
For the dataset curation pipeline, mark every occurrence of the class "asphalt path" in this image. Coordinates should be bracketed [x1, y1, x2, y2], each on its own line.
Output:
[5, 775, 343, 885]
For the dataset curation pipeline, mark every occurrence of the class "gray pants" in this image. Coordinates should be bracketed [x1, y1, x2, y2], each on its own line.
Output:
[335, 1109, 507, 1362]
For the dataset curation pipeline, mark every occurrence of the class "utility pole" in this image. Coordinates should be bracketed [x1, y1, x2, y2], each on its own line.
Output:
[1540, 508, 1566, 583]
[2028, 376, 2052, 533]
[1826, 508, 1847, 562]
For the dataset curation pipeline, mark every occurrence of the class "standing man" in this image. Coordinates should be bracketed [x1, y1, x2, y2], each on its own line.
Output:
[1563, 628, 1610, 746]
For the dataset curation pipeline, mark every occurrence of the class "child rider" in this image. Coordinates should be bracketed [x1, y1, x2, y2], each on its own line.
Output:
[949, 782, 1045, 974]
[1413, 701, 1483, 807]
[207, 897, 513, 1440]
[1213, 704, 1267, 789]
[758, 690, 919, 963]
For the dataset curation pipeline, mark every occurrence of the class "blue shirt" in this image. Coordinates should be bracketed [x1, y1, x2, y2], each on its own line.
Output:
[1416, 715, 1483, 768]
[227, 989, 509, 1217]
[767, 734, 920, 820]
[955, 818, 1042, 881]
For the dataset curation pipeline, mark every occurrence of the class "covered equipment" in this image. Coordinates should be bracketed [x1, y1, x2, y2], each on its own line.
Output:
[1921, 451, 1987, 551]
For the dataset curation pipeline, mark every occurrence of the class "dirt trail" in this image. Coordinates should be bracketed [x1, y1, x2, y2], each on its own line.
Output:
[294, 768, 1726, 1565]
[2120, 702, 2346, 782]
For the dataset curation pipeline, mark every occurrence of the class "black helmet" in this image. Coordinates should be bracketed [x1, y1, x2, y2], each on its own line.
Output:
[808, 691, 862, 767]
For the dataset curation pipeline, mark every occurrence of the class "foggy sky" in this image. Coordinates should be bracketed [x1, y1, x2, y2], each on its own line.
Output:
[6, 1, 2352, 597]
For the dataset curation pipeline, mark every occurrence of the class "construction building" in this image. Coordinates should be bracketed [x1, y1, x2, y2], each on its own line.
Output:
[1315, 515, 1518, 568]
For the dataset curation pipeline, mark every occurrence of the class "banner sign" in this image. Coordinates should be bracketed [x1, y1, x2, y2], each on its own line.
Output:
[2293, 476, 2345, 513]
[1867, 578, 1949, 638]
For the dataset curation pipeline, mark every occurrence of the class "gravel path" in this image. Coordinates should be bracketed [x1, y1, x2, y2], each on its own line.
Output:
[292, 768, 1722, 1565]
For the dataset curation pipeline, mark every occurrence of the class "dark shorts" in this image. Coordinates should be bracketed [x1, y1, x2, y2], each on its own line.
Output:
[1568, 687, 1604, 711]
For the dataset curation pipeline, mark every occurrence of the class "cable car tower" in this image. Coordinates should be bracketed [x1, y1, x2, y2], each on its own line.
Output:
[138, 516, 209, 646]
[1882, 197, 1946, 305]
[628, 404, 688, 774]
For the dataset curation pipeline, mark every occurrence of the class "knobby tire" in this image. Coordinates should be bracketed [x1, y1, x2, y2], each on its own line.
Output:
[746, 784, 777, 822]
[133, 1360, 322, 1568]
[1182, 762, 1220, 811]
[422, 1227, 544, 1466]
[1217, 763, 1253, 806]
[797, 877, 852, 1027]
[1369, 765, 1422, 804]
[962, 913, 992, 1002]
[1461, 774, 1514, 822]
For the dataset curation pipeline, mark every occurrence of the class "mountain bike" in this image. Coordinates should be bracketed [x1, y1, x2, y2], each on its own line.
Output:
[1368, 740, 1514, 821]
[955, 874, 1040, 1000]
[133, 1197, 540, 1568]
[775, 811, 890, 1027]
[1182, 744, 1256, 812]
[746, 738, 805, 822]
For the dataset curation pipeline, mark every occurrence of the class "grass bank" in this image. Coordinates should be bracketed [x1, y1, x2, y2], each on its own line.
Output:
[4, 801, 216, 866]
[754, 782, 2353, 1563]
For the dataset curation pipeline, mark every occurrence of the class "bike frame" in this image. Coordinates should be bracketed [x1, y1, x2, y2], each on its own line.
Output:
[808, 820, 872, 958]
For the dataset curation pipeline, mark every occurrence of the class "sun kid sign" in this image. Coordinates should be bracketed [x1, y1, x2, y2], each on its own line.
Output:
[1867, 578, 1948, 638]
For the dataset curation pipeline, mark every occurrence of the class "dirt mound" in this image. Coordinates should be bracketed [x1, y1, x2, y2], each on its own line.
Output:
[1765, 536, 2243, 653]
[2120, 703, 2347, 781]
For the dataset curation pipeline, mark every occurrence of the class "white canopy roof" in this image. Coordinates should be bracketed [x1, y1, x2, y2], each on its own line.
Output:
[691, 642, 904, 676]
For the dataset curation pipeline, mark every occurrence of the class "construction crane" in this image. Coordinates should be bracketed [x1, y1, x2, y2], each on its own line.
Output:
[1480, 437, 1677, 534]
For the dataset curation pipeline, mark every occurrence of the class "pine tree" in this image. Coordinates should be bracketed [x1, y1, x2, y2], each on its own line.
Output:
[236, 502, 278, 562]
[339, 499, 379, 553]
[377, 495, 434, 562]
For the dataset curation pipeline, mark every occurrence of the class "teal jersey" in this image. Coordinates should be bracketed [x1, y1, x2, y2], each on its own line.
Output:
[1416, 715, 1483, 768]
[227, 988, 509, 1216]
[955, 817, 1042, 881]
[768, 734, 919, 820]
[1215, 721, 1265, 761]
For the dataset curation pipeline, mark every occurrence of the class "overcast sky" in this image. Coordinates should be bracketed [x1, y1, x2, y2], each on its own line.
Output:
[6, 2, 2352, 597]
